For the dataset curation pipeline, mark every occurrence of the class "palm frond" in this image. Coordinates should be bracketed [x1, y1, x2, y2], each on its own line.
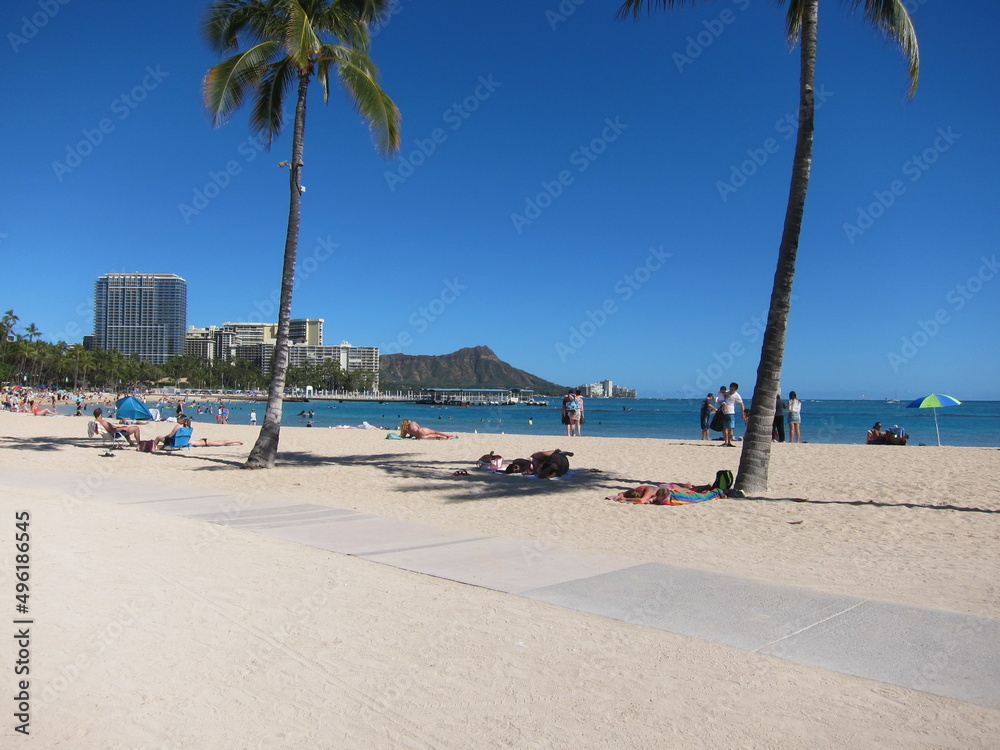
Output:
[779, 0, 805, 45]
[334, 0, 395, 26]
[250, 58, 297, 146]
[314, 2, 372, 53]
[850, 0, 919, 97]
[203, 41, 282, 126]
[324, 45, 400, 156]
[204, 0, 275, 53]
[285, 0, 322, 69]
[616, 0, 701, 22]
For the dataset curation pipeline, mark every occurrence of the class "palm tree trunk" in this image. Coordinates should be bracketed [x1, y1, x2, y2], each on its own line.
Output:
[243, 71, 310, 469]
[735, 0, 818, 494]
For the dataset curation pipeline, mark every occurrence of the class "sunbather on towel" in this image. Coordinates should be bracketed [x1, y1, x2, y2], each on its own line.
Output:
[400, 419, 456, 439]
[607, 482, 715, 504]
[93, 407, 141, 445]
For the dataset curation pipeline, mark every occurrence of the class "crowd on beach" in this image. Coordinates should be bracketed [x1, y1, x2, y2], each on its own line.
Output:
[698, 385, 803, 445]
[698, 383, 803, 446]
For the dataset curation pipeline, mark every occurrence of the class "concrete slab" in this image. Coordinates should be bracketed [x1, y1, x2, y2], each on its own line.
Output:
[760, 599, 1000, 707]
[363, 537, 639, 595]
[185, 504, 362, 529]
[521, 562, 864, 652]
[256, 515, 485, 556]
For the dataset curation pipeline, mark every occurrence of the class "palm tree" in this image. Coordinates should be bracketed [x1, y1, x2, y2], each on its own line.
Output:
[203, 0, 401, 469]
[23, 323, 41, 343]
[619, 0, 918, 492]
[0, 309, 18, 343]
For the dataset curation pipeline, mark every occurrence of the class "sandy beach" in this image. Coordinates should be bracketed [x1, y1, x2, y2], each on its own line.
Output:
[2, 410, 998, 748]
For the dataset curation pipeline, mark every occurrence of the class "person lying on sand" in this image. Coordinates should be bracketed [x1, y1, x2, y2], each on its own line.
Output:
[31, 402, 59, 416]
[400, 419, 456, 439]
[607, 482, 713, 504]
[503, 449, 574, 479]
[154, 417, 244, 449]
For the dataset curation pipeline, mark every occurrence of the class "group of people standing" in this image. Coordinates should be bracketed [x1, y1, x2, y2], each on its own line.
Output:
[562, 390, 584, 437]
[700, 385, 802, 445]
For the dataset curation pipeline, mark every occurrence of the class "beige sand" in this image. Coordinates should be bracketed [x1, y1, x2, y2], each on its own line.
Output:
[1, 410, 998, 748]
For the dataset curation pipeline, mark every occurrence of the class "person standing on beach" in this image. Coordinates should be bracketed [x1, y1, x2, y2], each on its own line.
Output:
[700, 393, 717, 440]
[574, 390, 585, 436]
[772, 393, 785, 442]
[249, 409, 257, 426]
[787, 391, 802, 442]
[721, 382, 744, 447]
[562, 391, 575, 437]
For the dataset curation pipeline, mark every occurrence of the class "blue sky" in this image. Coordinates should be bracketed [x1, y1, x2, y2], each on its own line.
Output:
[2, 0, 997, 399]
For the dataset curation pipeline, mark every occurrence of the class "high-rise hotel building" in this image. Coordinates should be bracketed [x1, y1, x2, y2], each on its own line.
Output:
[93, 272, 187, 364]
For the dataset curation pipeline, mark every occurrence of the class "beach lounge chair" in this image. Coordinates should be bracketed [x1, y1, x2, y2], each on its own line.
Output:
[88, 420, 128, 449]
[161, 426, 193, 453]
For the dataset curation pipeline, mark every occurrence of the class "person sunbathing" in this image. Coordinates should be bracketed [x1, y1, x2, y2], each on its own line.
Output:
[31, 402, 58, 416]
[400, 419, 456, 439]
[503, 450, 574, 479]
[607, 482, 713, 504]
[93, 407, 141, 445]
[155, 417, 244, 449]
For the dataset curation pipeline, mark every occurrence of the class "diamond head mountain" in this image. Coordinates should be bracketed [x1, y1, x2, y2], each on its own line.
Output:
[379, 346, 566, 395]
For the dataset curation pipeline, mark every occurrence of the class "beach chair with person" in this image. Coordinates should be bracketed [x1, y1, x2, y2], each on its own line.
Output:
[88, 418, 128, 449]
[159, 425, 194, 453]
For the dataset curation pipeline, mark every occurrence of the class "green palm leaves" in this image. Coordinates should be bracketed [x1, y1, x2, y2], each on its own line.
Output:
[618, 0, 919, 98]
[202, 0, 399, 152]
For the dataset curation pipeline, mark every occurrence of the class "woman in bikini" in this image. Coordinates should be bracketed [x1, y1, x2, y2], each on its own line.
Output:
[400, 419, 456, 439]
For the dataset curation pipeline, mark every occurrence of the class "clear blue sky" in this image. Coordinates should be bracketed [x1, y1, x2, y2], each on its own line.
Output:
[2, 0, 997, 399]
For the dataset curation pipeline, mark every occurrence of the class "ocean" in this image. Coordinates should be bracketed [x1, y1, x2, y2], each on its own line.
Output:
[164, 397, 999, 448]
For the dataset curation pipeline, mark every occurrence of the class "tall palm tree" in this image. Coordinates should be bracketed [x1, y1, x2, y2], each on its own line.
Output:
[23, 323, 41, 343]
[0, 309, 18, 344]
[203, 0, 400, 469]
[619, 0, 918, 492]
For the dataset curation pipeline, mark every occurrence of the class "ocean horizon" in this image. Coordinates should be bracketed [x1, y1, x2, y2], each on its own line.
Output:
[129, 396, 1000, 449]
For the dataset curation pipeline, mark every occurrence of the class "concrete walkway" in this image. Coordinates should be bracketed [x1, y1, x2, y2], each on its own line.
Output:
[7, 467, 999, 708]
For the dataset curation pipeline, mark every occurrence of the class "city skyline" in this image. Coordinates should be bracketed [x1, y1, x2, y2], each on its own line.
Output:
[2, 1, 997, 400]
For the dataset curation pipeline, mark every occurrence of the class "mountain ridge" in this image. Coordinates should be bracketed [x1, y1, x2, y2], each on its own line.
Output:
[379, 346, 567, 395]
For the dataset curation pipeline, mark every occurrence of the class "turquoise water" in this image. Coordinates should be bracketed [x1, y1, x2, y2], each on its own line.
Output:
[168, 397, 999, 448]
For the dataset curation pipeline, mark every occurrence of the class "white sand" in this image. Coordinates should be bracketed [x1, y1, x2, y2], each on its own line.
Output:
[1, 410, 998, 748]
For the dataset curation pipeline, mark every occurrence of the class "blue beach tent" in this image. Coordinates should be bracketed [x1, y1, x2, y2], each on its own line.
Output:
[115, 396, 153, 421]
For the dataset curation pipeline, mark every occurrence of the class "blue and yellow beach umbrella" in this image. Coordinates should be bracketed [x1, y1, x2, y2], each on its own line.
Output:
[906, 394, 961, 446]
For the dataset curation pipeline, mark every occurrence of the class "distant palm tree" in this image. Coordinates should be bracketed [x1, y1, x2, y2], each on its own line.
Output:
[203, 0, 400, 469]
[23, 323, 41, 342]
[619, 0, 918, 492]
[1, 309, 19, 345]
